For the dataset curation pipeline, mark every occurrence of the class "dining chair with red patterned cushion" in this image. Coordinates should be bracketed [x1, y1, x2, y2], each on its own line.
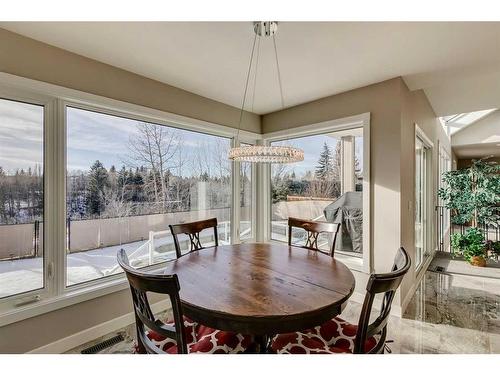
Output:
[288, 217, 340, 257]
[271, 247, 411, 354]
[117, 249, 252, 354]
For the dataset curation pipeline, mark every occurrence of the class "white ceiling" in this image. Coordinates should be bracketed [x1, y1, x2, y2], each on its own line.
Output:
[3, 22, 500, 115]
[452, 144, 500, 159]
[450, 108, 500, 159]
[442, 109, 497, 135]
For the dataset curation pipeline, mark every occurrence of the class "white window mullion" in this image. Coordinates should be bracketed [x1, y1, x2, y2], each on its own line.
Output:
[250, 160, 258, 242]
[256, 138, 271, 243]
[55, 99, 67, 294]
[43, 98, 57, 298]
[230, 138, 241, 244]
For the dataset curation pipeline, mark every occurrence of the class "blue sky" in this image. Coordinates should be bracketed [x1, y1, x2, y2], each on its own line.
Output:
[0, 98, 363, 177]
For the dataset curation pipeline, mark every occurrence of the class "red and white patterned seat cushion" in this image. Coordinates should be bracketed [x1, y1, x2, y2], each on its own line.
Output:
[271, 317, 380, 354]
[137, 317, 252, 354]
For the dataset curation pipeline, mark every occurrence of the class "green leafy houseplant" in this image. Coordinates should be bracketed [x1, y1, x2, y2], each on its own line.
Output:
[451, 228, 486, 263]
[438, 159, 500, 227]
[450, 232, 466, 253]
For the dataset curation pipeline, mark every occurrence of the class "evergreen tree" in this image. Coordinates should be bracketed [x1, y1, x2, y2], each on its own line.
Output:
[315, 142, 332, 180]
[132, 169, 145, 202]
[86, 160, 109, 216]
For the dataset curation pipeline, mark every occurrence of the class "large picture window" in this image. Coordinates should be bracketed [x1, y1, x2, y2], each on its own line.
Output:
[270, 127, 365, 260]
[0, 76, 259, 322]
[0, 98, 44, 299]
[66, 107, 232, 286]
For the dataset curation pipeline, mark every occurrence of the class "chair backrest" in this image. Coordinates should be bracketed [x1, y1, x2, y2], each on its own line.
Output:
[117, 249, 188, 354]
[354, 247, 411, 354]
[287, 217, 340, 257]
[169, 218, 219, 258]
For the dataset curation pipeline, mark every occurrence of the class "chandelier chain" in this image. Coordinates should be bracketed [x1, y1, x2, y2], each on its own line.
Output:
[273, 35, 285, 110]
[229, 22, 303, 164]
[251, 36, 261, 114]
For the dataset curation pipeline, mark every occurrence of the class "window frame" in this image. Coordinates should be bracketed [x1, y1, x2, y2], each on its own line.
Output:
[438, 142, 451, 234]
[261, 113, 371, 273]
[0, 86, 57, 314]
[414, 124, 434, 273]
[0, 73, 260, 326]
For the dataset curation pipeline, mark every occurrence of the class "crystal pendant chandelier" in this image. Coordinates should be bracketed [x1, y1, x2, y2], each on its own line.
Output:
[228, 21, 304, 163]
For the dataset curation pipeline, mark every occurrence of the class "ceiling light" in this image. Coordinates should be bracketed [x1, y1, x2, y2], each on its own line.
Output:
[228, 22, 304, 164]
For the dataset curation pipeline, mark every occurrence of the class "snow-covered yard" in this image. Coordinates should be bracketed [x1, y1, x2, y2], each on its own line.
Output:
[0, 221, 244, 298]
[0, 236, 178, 298]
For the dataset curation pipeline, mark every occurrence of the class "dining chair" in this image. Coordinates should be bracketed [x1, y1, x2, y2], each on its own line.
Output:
[288, 217, 340, 257]
[117, 249, 252, 354]
[271, 247, 411, 354]
[169, 218, 219, 258]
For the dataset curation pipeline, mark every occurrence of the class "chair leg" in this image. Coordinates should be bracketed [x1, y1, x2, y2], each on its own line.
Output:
[134, 321, 147, 354]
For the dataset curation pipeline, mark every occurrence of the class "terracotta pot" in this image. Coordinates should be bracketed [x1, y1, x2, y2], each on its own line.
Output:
[470, 256, 487, 267]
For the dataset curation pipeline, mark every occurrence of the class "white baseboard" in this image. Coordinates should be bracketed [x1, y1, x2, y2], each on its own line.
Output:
[27, 300, 171, 354]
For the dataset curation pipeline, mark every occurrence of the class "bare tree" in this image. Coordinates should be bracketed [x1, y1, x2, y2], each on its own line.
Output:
[191, 139, 213, 178]
[101, 185, 133, 218]
[127, 123, 182, 211]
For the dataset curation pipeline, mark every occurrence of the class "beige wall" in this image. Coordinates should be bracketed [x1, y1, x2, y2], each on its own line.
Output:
[452, 151, 459, 170]
[0, 28, 260, 133]
[399, 83, 451, 309]
[0, 289, 164, 353]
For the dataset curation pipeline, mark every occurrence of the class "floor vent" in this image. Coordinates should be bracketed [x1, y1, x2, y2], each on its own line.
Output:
[81, 334, 124, 354]
[434, 266, 445, 273]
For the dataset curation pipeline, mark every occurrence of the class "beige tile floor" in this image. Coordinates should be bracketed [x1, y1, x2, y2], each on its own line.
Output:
[66, 256, 500, 354]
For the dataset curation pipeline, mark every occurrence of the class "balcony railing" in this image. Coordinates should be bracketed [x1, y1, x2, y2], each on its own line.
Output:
[436, 206, 500, 253]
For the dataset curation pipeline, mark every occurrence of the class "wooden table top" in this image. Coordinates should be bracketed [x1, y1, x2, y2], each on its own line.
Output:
[160, 242, 356, 335]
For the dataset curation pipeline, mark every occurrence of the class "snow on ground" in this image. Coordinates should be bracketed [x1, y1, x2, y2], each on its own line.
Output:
[0, 236, 177, 298]
[0, 225, 238, 299]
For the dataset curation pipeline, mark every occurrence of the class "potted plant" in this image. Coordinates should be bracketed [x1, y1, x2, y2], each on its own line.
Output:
[438, 159, 500, 266]
[450, 228, 486, 266]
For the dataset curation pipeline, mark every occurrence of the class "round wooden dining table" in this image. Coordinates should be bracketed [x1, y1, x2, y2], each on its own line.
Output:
[161, 242, 355, 351]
